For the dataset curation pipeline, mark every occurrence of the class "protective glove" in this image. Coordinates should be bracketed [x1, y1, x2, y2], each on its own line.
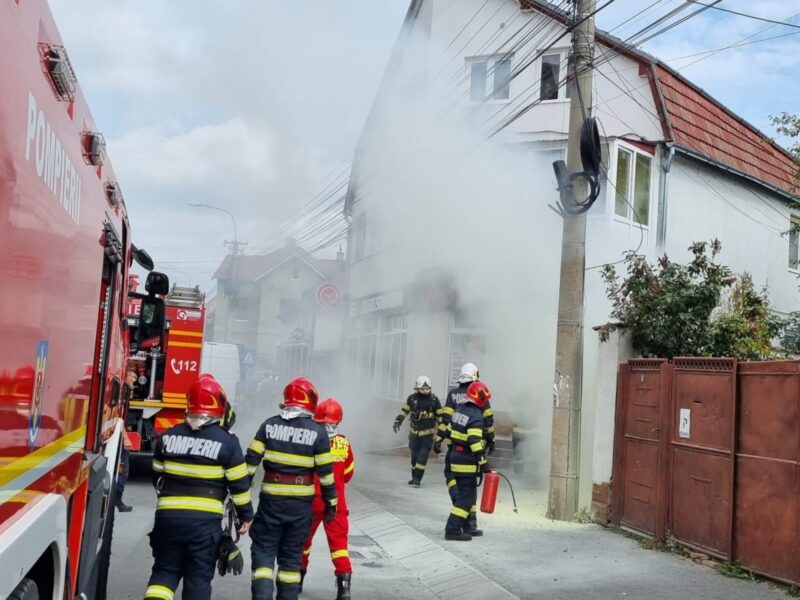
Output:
[393, 417, 403, 433]
[480, 460, 491, 474]
[486, 440, 496, 456]
[323, 501, 337, 524]
[433, 442, 442, 455]
[217, 534, 244, 577]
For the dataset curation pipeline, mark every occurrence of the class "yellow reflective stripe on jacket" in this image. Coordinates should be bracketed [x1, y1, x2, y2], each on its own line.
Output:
[447, 479, 456, 488]
[277, 570, 302, 584]
[436, 408, 446, 415]
[442, 406, 454, 415]
[156, 496, 224, 514]
[451, 463, 478, 474]
[247, 464, 258, 476]
[449, 430, 468, 442]
[315, 452, 333, 466]
[485, 425, 496, 434]
[331, 549, 349, 559]
[466, 428, 483, 438]
[261, 482, 315, 496]
[163, 460, 224, 479]
[483, 408, 494, 418]
[231, 490, 251, 506]
[410, 428, 436, 436]
[470, 441, 484, 453]
[264, 449, 314, 468]
[343, 462, 354, 475]
[319, 473, 335, 486]
[145, 584, 174, 600]
[401, 405, 410, 413]
[225, 463, 248, 481]
[152, 459, 165, 472]
[248, 439, 266, 455]
[253, 567, 274, 580]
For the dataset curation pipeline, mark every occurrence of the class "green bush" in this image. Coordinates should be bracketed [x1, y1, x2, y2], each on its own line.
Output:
[599, 241, 784, 360]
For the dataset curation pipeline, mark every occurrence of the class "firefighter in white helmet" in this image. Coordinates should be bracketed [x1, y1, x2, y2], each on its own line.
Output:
[393, 375, 444, 486]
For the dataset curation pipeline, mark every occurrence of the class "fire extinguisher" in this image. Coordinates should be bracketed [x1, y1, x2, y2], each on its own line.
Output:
[480, 469, 518, 514]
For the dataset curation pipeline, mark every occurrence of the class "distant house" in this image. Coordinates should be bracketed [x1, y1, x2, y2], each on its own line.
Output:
[208, 239, 345, 385]
[344, 0, 799, 502]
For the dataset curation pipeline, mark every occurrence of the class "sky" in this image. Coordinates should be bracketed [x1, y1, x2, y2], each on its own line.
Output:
[48, 0, 800, 292]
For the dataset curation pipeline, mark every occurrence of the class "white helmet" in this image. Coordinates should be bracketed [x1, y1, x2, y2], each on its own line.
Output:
[458, 362, 479, 383]
[414, 375, 432, 394]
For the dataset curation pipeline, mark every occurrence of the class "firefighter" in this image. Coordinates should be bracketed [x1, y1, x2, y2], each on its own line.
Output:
[393, 375, 443, 486]
[300, 398, 355, 599]
[144, 374, 254, 600]
[443, 381, 491, 541]
[116, 367, 137, 513]
[245, 377, 337, 600]
[434, 362, 494, 534]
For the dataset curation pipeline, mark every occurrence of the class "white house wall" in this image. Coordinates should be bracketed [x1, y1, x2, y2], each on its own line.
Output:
[665, 156, 800, 313]
[422, 0, 663, 143]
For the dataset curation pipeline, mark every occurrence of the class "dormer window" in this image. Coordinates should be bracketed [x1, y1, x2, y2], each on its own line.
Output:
[39, 44, 77, 102]
[81, 131, 106, 166]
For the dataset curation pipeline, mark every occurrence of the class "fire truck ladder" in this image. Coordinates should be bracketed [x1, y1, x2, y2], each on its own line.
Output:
[166, 285, 204, 308]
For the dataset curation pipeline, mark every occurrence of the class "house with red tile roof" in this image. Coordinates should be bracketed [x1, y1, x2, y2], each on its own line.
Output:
[342, 0, 800, 501]
[207, 239, 344, 384]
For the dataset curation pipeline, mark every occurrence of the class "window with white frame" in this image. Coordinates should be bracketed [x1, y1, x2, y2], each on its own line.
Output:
[379, 314, 408, 402]
[539, 52, 571, 102]
[614, 146, 652, 226]
[467, 55, 512, 102]
[789, 217, 800, 270]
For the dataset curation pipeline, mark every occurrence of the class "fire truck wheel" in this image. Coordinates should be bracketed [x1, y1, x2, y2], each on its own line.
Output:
[8, 578, 39, 600]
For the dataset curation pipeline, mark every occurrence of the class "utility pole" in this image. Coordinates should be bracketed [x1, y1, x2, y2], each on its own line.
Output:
[547, 0, 596, 522]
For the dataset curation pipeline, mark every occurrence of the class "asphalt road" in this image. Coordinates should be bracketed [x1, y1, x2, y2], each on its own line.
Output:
[109, 455, 788, 600]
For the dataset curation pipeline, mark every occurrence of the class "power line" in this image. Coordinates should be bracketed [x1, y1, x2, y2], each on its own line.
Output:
[686, 1, 800, 30]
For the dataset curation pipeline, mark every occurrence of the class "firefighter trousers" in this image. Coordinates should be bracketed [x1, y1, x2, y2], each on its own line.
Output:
[409, 434, 434, 482]
[250, 498, 313, 600]
[300, 509, 351, 576]
[144, 517, 222, 600]
[445, 476, 478, 534]
[444, 453, 478, 530]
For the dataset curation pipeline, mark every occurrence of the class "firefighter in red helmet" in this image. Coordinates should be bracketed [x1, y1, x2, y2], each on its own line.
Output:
[300, 398, 355, 599]
[144, 375, 254, 600]
[442, 381, 491, 541]
[245, 377, 337, 600]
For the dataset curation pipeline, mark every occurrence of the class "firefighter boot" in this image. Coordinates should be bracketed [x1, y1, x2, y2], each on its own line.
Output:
[299, 570, 306, 594]
[336, 573, 351, 600]
[444, 530, 472, 541]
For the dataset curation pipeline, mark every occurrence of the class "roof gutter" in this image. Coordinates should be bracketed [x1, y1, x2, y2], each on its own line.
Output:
[673, 144, 799, 205]
[656, 142, 675, 254]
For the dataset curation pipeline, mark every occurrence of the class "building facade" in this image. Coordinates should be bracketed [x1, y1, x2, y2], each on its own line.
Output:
[344, 0, 800, 502]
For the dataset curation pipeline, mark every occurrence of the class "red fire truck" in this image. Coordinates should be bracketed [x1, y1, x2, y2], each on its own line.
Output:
[0, 2, 168, 598]
[126, 285, 207, 452]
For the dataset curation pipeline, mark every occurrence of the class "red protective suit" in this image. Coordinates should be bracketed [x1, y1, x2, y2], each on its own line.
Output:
[301, 432, 355, 575]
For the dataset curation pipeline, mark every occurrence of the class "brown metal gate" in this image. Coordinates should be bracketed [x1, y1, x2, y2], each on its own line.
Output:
[613, 358, 800, 585]
[611, 359, 669, 537]
[734, 361, 800, 584]
[668, 358, 736, 560]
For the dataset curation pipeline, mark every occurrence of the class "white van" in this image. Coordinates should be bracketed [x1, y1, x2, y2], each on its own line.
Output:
[201, 342, 240, 408]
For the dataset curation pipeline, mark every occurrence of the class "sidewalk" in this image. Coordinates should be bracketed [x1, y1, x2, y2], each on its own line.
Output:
[351, 452, 785, 600]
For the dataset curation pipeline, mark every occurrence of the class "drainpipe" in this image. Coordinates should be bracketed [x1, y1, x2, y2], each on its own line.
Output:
[656, 142, 675, 254]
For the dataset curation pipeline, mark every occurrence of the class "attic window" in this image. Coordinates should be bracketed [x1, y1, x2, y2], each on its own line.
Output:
[104, 181, 123, 209]
[81, 131, 106, 166]
[39, 44, 77, 102]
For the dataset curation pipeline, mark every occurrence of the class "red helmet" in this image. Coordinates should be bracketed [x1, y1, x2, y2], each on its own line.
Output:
[187, 375, 227, 419]
[466, 381, 491, 408]
[283, 377, 319, 411]
[314, 398, 343, 424]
